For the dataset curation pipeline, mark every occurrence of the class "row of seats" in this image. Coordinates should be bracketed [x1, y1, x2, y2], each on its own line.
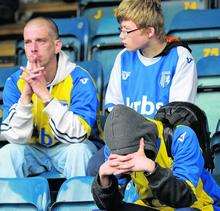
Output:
[0, 176, 98, 211]
[1, 165, 220, 211]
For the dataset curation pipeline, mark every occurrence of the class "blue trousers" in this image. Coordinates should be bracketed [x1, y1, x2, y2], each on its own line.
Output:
[0, 140, 97, 178]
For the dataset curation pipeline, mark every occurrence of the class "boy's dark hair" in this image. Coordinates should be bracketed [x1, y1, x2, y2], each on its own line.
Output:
[155, 101, 214, 172]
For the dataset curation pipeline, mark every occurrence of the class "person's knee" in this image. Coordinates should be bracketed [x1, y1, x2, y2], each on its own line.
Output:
[65, 141, 97, 158]
[0, 143, 25, 156]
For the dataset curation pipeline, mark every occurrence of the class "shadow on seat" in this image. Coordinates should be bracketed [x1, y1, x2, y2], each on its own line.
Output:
[0, 177, 51, 211]
[196, 56, 220, 134]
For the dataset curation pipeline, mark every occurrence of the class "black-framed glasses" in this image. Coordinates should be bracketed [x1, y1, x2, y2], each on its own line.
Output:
[118, 27, 141, 36]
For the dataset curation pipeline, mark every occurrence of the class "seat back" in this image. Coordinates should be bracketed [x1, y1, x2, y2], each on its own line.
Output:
[162, 0, 208, 32]
[195, 56, 220, 134]
[54, 17, 90, 61]
[0, 177, 50, 211]
[167, 9, 220, 41]
[92, 46, 122, 94]
[82, 6, 122, 91]
[78, 0, 120, 16]
[189, 42, 220, 62]
[82, 6, 119, 40]
[16, 40, 26, 66]
[51, 176, 98, 211]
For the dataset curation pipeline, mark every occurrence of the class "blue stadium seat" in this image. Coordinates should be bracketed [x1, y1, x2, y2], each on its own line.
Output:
[167, 9, 220, 41]
[0, 177, 51, 211]
[196, 56, 220, 133]
[50, 176, 98, 211]
[162, 0, 208, 33]
[82, 6, 123, 91]
[81, 6, 119, 42]
[91, 47, 122, 93]
[78, 0, 119, 17]
[189, 42, 220, 62]
[53, 17, 90, 61]
[16, 40, 26, 66]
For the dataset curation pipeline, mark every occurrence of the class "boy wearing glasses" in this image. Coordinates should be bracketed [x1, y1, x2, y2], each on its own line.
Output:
[105, 0, 197, 114]
[87, 0, 197, 177]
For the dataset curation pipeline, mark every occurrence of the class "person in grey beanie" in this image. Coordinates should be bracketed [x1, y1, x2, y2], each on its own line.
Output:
[91, 105, 220, 211]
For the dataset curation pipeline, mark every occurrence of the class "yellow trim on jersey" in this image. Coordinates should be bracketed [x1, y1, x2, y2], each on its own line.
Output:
[192, 179, 214, 211]
[78, 116, 91, 136]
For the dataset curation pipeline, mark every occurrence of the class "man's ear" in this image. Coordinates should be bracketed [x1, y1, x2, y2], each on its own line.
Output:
[55, 39, 62, 54]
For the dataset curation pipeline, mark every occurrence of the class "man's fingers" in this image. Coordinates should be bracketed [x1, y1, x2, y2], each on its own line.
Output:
[113, 168, 133, 175]
[32, 55, 39, 69]
[118, 163, 134, 170]
[109, 153, 133, 162]
[108, 160, 120, 167]
[30, 66, 45, 74]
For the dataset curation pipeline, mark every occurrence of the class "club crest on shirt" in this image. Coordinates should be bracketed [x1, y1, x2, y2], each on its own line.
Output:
[160, 71, 171, 88]
[80, 77, 89, 84]
[177, 132, 187, 143]
[121, 71, 131, 80]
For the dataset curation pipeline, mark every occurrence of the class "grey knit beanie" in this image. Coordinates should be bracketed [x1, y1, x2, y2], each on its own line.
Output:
[104, 105, 158, 159]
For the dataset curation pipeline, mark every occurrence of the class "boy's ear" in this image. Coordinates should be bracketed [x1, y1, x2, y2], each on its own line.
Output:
[146, 27, 155, 39]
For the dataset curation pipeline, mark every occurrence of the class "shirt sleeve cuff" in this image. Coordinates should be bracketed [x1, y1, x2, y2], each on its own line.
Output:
[17, 100, 32, 114]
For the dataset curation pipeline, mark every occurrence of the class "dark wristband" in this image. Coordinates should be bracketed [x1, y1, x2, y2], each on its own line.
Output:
[44, 98, 53, 107]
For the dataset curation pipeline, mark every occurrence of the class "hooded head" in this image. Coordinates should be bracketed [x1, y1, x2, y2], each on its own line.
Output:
[104, 105, 158, 160]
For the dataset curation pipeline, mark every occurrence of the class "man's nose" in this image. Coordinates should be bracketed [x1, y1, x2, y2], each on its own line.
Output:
[31, 42, 38, 52]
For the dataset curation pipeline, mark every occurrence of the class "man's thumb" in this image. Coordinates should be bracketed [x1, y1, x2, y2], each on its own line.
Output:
[138, 138, 145, 153]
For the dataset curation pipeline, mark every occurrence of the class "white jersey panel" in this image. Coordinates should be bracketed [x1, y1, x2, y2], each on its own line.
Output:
[169, 46, 197, 103]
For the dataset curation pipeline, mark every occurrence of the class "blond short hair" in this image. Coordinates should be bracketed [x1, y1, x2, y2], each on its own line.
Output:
[115, 0, 165, 41]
